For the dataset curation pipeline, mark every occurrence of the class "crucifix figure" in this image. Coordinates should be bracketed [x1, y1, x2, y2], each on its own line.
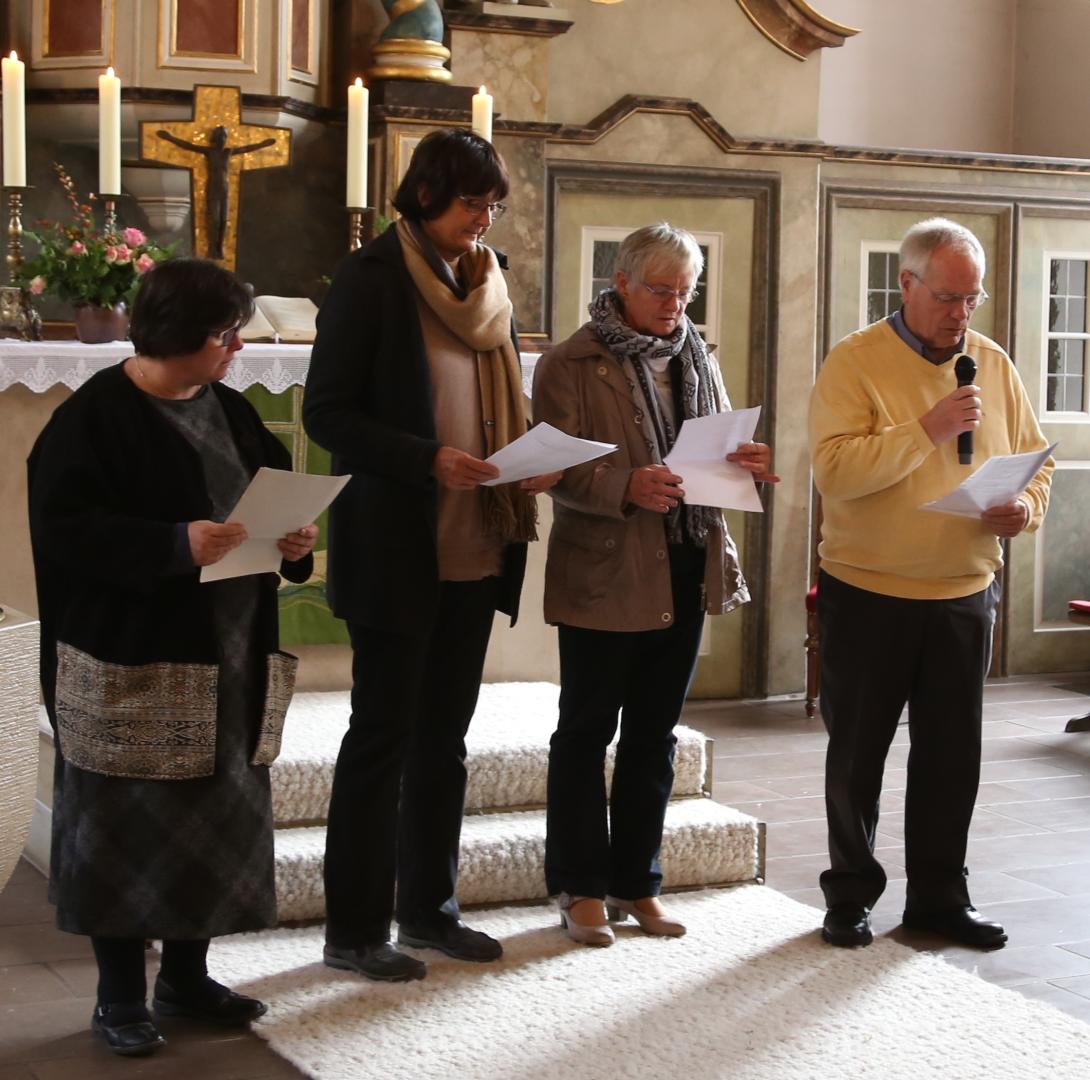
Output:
[140, 86, 291, 269]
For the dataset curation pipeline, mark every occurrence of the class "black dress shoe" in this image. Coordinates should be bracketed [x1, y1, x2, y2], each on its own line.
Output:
[152, 975, 267, 1025]
[822, 904, 874, 948]
[398, 920, 503, 962]
[323, 942, 426, 982]
[902, 906, 1007, 949]
[91, 1002, 166, 1057]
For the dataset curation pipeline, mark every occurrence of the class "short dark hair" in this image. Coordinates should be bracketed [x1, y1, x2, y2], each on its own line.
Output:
[129, 257, 255, 359]
[392, 129, 509, 222]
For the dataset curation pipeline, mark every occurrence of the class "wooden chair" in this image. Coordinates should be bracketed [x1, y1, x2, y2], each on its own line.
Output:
[1066, 600, 1090, 732]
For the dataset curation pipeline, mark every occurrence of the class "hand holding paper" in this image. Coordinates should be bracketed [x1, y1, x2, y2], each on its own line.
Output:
[482, 422, 616, 486]
[920, 443, 1056, 520]
[200, 467, 350, 582]
[663, 406, 765, 512]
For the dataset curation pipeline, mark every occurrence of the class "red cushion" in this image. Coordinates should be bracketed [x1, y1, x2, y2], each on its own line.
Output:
[1070, 600, 1090, 614]
[805, 584, 818, 613]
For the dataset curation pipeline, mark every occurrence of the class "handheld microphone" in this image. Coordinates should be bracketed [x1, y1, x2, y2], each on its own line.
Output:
[954, 353, 977, 465]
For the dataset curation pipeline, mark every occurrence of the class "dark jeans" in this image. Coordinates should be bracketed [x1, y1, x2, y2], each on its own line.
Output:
[323, 577, 500, 948]
[545, 544, 705, 900]
[817, 570, 1000, 914]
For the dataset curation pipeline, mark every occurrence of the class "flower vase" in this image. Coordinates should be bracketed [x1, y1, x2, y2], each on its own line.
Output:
[73, 302, 129, 344]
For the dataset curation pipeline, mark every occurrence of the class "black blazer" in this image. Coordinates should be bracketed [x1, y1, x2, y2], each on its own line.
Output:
[28, 364, 312, 725]
[303, 225, 526, 635]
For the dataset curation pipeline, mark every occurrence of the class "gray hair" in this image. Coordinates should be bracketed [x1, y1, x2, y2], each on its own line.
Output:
[899, 217, 986, 278]
[615, 223, 704, 283]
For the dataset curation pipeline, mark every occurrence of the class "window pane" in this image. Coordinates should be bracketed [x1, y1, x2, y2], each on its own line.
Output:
[592, 241, 620, 279]
[1047, 375, 1062, 412]
[1066, 339, 1085, 376]
[1049, 297, 1065, 332]
[687, 290, 707, 327]
[1048, 339, 1064, 374]
[867, 293, 886, 325]
[1071, 298, 1087, 334]
[1069, 259, 1087, 295]
[1051, 258, 1068, 296]
[886, 254, 900, 290]
[868, 252, 886, 289]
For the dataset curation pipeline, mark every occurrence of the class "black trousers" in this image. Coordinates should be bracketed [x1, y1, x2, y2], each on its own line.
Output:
[323, 577, 500, 948]
[91, 937, 209, 1005]
[545, 544, 705, 900]
[817, 570, 1000, 913]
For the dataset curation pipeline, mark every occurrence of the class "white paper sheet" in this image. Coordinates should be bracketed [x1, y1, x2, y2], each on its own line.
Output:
[200, 467, 350, 582]
[481, 422, 617, 486]
[920, 443, 1057, 519]
[662, 406, 764, 512]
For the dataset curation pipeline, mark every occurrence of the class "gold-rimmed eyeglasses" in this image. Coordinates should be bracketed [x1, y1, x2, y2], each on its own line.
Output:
[640, 282, 700, 305]
[907, 271, 989, 310]
[456, 195, 507, 220]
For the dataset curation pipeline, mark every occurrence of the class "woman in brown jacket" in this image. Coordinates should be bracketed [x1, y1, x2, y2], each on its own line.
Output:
[532, 224, 776, 945]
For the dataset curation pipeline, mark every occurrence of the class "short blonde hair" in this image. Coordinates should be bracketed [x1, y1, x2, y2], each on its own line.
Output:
[615, 223, 703, 284]
[900, 217, 986, 278]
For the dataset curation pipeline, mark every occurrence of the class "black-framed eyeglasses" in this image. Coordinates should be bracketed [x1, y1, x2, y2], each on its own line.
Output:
[640, 282, 700, 305]
[907, 271, 989, 310]
[212, 321, 242, 346]
[456, 195, 507, 220]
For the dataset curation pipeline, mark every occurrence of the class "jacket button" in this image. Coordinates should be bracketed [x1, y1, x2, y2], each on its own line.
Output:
[656, 549, 666, 560]
[605, 538, 616, 550]
[597, 365, 608, 376]
[661, 613, 672, 623]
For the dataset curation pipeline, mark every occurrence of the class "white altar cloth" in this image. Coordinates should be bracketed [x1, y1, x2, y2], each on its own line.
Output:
[0, 341, 540, 397]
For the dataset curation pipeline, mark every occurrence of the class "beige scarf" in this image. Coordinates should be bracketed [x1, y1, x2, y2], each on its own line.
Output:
[397, 218, 537, 542]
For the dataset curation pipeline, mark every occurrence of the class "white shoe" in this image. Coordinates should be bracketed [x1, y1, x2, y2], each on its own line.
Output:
[605, 895, 687, 937]
[556, 894, 615, 947]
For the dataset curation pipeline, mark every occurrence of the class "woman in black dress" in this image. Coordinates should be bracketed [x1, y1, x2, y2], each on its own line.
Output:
[28, 258, 316, 1057]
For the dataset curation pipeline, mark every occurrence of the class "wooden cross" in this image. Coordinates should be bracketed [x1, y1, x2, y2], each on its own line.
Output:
[140, 85, 291, 271]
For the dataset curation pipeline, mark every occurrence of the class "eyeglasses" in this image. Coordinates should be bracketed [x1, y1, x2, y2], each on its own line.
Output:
[212, 321, 242, 346]
[907, 271, 989, 310]
[640, 282, 700, 305]
[456, 195, 507, 220]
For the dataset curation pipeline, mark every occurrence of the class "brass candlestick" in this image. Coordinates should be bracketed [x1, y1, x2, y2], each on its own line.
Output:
[348, 207, 376, 252]
[0, 186, 41, 341]
[100, 194, 118, 234]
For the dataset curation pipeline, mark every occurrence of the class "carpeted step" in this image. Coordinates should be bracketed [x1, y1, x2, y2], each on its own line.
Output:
[271, 682, 709, 824]
[272, 797, 760, 922]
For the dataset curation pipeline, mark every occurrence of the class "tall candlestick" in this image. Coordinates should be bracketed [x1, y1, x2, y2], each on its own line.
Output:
[2, 51, 26, 187]
[472, 85, 493, 144]
[346, 77, 368, 209]
[98, 65, 121, 196]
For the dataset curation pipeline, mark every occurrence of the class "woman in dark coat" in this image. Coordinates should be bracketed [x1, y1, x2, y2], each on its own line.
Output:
[304, 129, 558, 982]
[28, 258, 316, 1057]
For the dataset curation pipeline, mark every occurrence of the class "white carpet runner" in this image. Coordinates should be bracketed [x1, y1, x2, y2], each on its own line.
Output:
[269, 682, 760, 921]
[208, 885, 1090, 1080]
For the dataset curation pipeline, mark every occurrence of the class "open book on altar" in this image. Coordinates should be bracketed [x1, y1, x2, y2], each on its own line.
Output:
[240, 296, 319, 344]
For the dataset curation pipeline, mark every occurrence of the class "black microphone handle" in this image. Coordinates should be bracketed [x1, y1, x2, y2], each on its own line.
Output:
[954, 353, 977, 465]
[957, 428, 973, 465]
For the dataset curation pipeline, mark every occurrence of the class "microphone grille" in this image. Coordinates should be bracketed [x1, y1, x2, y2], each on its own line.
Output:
[954, 353, 977, 382]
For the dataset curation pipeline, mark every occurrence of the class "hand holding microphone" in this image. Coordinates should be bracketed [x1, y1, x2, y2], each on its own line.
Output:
[919, 353, 981, 457]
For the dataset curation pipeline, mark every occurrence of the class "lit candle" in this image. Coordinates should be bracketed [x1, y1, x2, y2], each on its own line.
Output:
[346, 77, 368, 209]
[2, 51, 26, 187]
[472, 85, 493, 144]
[98, 65, 121, 195]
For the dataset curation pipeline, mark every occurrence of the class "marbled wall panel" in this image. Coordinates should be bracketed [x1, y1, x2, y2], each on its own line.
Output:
[176, 0, 241, 56]
[292, 0, 311, 71]
[450, 29, 550, 123]
[1039, 466, 1090, 624]
[486, 133, 545, 333]
[46, 0, 103, 55]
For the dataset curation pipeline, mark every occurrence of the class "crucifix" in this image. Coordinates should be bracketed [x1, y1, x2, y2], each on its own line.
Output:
[140, 85, 291, 270]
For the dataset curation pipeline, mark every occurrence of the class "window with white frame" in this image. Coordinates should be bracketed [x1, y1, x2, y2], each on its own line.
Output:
[579, 226, 721, 344]
[860, 242, 902, 329]
[1044, 256, 1089, 415]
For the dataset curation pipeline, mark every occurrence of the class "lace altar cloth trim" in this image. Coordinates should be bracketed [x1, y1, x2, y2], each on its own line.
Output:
[0, 341, 540, 397]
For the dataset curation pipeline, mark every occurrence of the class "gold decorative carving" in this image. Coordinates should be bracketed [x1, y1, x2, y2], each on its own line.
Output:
[734, 0, 859, 61]
[370, 39, 453, 83]
[139, 85, 291, 270]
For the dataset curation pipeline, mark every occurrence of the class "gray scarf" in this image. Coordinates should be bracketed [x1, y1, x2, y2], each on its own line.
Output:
[588, 288, 723, 546]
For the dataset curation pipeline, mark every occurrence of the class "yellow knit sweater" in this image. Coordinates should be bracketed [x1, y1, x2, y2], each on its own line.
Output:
[809, 319, 1052, 599]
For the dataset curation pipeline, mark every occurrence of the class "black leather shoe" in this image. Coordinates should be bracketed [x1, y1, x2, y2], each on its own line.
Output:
[323, 942, 426, 982]
[822, 904, 874, 948]
[398, 920, 503, 962]
[902, 906, 1007, 949]
[91, 1002, 166, 1057]
[153, 975, 267, 1025]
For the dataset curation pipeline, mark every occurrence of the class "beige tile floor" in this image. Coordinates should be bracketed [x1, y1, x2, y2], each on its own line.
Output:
[1, 673, 1088, 1075]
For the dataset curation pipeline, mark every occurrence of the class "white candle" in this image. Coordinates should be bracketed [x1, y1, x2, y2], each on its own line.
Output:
[98, 65, 121, 195]
[472, 85, 493, 144]
[346, 77, 368, 209]
[2, 51, 26, 187]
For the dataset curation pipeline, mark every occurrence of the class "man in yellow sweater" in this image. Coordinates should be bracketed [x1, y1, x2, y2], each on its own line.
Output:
[809, 218, 1052, 951]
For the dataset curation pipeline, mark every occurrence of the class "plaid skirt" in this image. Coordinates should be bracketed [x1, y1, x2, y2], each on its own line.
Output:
[48, 578, 277, 939]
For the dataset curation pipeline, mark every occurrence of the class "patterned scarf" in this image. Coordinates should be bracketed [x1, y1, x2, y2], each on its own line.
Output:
[398, 218, 537, 542]
[588, 287, 723, 546]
